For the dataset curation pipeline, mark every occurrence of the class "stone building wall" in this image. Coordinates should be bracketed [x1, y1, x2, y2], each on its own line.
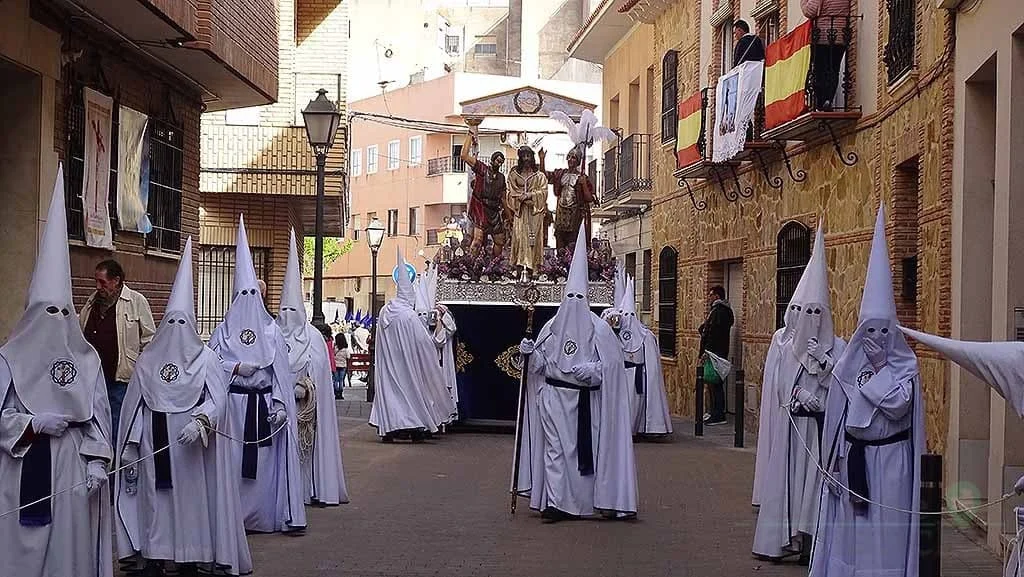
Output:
[643, 0, 954, 452]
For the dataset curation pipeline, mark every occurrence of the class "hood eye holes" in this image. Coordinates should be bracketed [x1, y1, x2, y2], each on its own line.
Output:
[46, 306, 59, 315]
[61, 308, 70, 317]
[867, 327, 876, 334]
[881, 328, 889, 334]
[178, 319, 186, 324]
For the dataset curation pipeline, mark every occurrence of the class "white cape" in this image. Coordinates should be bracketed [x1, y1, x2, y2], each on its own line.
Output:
[629, 329, 673, 435]
[296, 330, 349, 505]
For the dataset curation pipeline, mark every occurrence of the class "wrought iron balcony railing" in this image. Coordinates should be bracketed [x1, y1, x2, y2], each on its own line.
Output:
[617, 133, 653, 192]
[807, 15, 856, 113]
[426, 156, 467, 176]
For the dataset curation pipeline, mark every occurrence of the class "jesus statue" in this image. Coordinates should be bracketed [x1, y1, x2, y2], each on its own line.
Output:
[505, 146, 548, 279]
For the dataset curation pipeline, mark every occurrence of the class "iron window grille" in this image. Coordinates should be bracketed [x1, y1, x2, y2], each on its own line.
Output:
[775, 221, 812, 328]
[197, 245, 269, 336]
[658, 246, 679, 357]
[146, 118, 184, 252]
[661, 50, 679, 144]
[883, 0, 915, 83]
[65, 81, 120, 241]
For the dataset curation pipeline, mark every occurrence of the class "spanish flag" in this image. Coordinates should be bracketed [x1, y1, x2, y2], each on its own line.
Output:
[675, 92, 703, 168]
[764, 20, 812, 130]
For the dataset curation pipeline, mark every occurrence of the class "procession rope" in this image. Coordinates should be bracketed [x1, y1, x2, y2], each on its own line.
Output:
[296, 378, 319, 460]
[782, 406, 1018, 516]
[0, 420, 288, 520]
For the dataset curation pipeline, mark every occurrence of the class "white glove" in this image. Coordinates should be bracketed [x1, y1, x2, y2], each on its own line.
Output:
[268, 409, 288, 427]
[807, 338, 823, 361]
[863, 339, 887, 372]
[176, 419, 203, 445]
[294, 385, 307, 400]
[85, 460, 107, 495]
[32, 413, 70, 437]
[1014, 474, 1024, 495]
[519, 339, 536, 355]
[571, 362, 602, 384]
[235, 363, 258, 378]
[793, 387, 822, 412]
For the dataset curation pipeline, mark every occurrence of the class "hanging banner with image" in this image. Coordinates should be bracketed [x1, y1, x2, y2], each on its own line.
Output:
[117, 105, 153, 233]
[712, 60, 764, 162]
[82, 88, 114, 248]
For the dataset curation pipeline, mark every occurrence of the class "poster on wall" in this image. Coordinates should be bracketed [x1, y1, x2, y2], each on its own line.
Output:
[712, 60, 764, 163]
[117, 105, 153, 234]
[82, 88, 114, 248]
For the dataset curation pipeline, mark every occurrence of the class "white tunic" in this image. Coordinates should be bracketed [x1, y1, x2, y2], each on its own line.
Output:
[625, 329, 673, 435]
[294, 336, 348, 506]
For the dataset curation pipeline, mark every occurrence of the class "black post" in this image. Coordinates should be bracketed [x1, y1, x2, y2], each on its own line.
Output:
[695, 365, 704, 437]
[734, 369, 745, 448]
[311, 152, 327, 326]
[366, 248, 379, 403]
[920, 453, 942, 577]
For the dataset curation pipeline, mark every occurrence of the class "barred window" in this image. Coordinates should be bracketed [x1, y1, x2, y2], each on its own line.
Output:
[65, 82, 119, 241]
[146, 119, 184, 252]
[658, 246, 678, 357]
[884, 0, 915, 83]
[775, 221, 812, 328]
[197, 245, 269, 336]
[660, 50, 678, 144]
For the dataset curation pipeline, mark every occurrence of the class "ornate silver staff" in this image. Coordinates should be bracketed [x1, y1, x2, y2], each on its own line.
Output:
[509, 277, 541, 514]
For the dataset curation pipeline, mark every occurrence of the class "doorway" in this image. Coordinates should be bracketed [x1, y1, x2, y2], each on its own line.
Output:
[724, 261, 744, 415]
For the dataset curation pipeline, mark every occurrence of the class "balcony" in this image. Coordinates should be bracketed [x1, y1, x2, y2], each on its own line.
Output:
[595, 133, 653, 217]
[427, 156, 467, 176]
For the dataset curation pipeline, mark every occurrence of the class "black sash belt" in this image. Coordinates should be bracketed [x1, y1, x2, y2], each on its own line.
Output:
[546, 378, 600, 477]
[151, 411, 172, 490]
[20, 421, 88, 527]
[625, 361, 645, 395]
[230, 385, 273, 480]
[845, 429, 910, 516]
[791, 405, 826, 446]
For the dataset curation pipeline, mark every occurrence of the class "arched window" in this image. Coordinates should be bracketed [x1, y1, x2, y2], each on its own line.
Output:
[661, 50, 679, 143]
[776, 221, 812, 328]
[658, 246, 679, 356]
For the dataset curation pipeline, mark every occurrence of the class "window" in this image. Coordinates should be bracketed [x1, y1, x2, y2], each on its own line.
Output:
[474, 37, 497, 55]
[146, 119, 184, 252]
[64, 82, 119, 241]
[775, 221, 812, 328]
[409, 136, 423, 166]
[445, 35, 460, 54]
[197, 245, 268, 336]
[367, 145, 379, 174]
[387, 140, 400, 170]
[657, 247, 678, 356]
[409, 207, 420, 236]
[642, 249, 652, 311]
[625, 252, 638, 282]
[225, 106, 260, 126]
[884, 0, 915, 83]
[350, 148, 362, 177]
[351, 214, 361, 241]
[660, 50, 678, 144]
[387, 209, 399, 236]
[758, 13, 780, 46]
[720, 20, 735, 73]
[902, 256, 918, 302]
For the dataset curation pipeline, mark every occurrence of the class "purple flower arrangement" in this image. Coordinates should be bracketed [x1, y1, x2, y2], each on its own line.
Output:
[437, 241, 615, 283]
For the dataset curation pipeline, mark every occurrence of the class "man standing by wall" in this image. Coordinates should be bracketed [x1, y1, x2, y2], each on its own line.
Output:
[81, 259, 156, 442]
[699, 285, 734, 426]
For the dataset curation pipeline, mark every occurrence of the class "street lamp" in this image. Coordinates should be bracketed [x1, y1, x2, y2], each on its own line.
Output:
[364, 217, 386, 402]
[302, 88, 342, 326]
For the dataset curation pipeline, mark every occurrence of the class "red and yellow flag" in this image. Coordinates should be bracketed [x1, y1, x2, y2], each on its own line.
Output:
[764, 20, 812, 130]
[675, 92, 703, 168]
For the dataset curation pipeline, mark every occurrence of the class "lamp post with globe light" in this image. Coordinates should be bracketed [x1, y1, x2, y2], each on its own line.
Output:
[364, 217, 386, 402]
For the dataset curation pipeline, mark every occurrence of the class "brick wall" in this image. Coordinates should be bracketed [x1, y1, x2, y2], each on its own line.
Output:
[194, 0, 279, 102]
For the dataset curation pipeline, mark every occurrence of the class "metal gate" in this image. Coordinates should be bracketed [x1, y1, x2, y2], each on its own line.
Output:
[197, 245, 269, 337]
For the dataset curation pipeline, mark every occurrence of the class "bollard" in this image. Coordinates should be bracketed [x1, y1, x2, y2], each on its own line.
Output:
[734, 369, 745, 448]
[695, 365, 704, 437]
[919, 453, 942, 577]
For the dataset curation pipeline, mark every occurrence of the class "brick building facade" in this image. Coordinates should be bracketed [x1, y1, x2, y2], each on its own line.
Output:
[0, 0, 279, 342]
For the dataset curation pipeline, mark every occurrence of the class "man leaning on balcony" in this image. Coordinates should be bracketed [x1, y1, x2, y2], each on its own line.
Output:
[81, 259, 156, 443]
[801, 0, 852, 110]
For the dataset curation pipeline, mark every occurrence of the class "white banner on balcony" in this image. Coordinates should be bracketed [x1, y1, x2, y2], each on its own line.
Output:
[711, 60, 764, 163]
[117, 105, 153, 234]
[82, 88, 114, 248]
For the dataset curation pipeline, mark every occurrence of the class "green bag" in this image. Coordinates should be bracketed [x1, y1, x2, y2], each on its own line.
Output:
[702, 357, 722, 385]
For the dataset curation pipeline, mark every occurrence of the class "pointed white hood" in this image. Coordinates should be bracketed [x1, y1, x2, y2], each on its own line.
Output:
[0, 164, 102, 421]
[133, 237, 208, 413]
[548, 224, 595, 374]
[395, 248, 416, 309]
[834, 207, 918, 388]
[616, 277, 644, 355]
[613, 261, 626, 311]
[789, 222, 836, 373]
[277, 229, 315, 373]
[901, 327, 1024, 417]
[215, 214, 277, 368]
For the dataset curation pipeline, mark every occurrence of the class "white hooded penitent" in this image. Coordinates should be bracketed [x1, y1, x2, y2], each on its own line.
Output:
[216, 215, 277, 369]
[548, 224, 594, 376]
[278, 228, 314, 373]
[788, 221, 836, 374]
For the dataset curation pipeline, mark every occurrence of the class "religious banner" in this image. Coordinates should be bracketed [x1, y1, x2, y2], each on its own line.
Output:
[82, 88, 114, 248]
[117, 105, 153, 234]
[675, 92, 704, 168]
[711, 60, 764, 162]
[764, 20, 812, 130]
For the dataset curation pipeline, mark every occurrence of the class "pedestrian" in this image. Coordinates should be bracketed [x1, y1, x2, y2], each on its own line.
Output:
[516, 224, 638, 523]
[699, 285, 734, 426]
[81, 258, 156, 445]
[114, 237, 252, 576]
[801, 0, 852, 110]
[733, 19, 766, 65]
[334, 333, 350, 397]
[0, 167, 113, 577]
[753, 224, 843, 565]
[811, 207, 924, 577]
[208, 215, 306, 534]
[277, 230, 348, 507]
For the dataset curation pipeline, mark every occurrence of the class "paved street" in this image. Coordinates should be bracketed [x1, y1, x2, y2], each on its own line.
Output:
[241, 397, 1006, 577]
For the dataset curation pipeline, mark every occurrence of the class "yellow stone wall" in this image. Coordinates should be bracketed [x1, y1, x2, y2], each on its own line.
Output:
[637, 1, 954, 452]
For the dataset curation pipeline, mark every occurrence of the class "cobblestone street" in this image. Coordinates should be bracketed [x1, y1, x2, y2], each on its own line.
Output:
[242, 396, 1006, 577]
